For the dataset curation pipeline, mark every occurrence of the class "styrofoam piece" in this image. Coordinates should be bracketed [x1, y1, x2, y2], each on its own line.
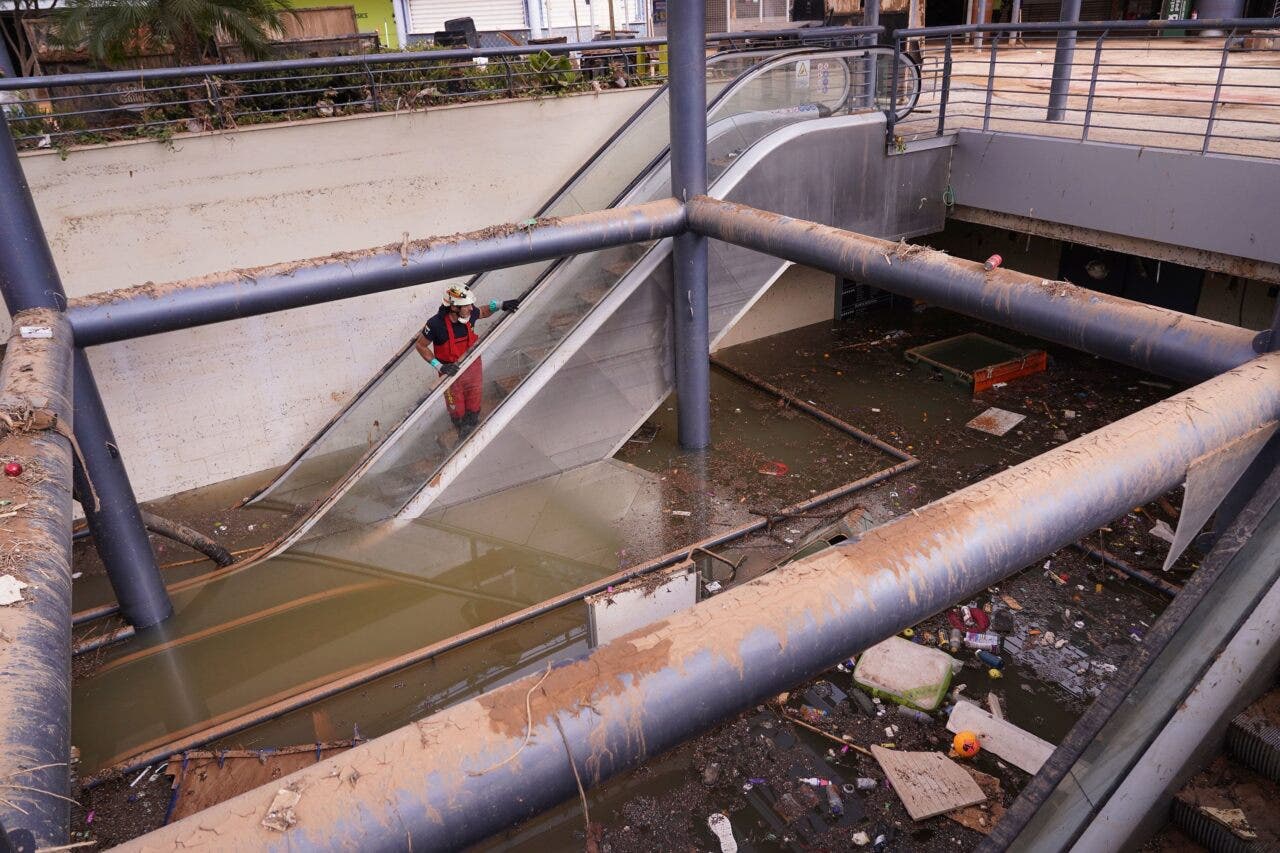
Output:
[854, 636, 955, 711]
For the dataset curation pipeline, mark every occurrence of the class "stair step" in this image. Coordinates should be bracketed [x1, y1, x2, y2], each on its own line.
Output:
[1172, 756, 1280, 853]
[1227, 689, 1280, 783]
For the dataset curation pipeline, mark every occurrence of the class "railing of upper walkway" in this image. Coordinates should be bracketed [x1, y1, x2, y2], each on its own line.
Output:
[0, 25, 879, 149]
[889, 17, 1280, 160]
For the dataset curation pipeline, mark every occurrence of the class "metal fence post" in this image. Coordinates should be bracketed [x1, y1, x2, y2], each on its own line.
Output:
[887, 37, 901, 141]
[1047, 0, 1083, 121]
[1202, 30, 1235, 155]
[982, 36, 999, 131]
[0, 121, 173, 628]
[668, 0, 709, 450]
[1081, 30, 1107, 140]
[937, 35, 954, 137]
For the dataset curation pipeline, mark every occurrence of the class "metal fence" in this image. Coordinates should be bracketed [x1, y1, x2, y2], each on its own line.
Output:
[0, 26, 877, 150]
[889, 18, 1280, 160]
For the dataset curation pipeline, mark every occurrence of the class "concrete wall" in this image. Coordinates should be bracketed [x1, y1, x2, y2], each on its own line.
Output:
[19, 90, 654, 501]
[949, 131, 1280, 267]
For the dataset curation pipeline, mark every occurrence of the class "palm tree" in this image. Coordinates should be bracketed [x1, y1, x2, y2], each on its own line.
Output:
[55, 0, 296, 67]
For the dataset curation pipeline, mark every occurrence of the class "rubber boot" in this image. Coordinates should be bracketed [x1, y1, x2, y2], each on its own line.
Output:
[458, 411, 480, 441]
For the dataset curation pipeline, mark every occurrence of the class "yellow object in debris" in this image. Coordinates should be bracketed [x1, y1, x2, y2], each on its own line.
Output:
[988, 668, 1003, 679]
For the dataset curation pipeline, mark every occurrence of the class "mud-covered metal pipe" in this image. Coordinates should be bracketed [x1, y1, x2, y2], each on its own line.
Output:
[687, 197, 1259, 382]
[67, 199, 687, 347]
[0, 123, 172, 629]
[0, 309, 75, 850]
[123, 353, 1280, 852]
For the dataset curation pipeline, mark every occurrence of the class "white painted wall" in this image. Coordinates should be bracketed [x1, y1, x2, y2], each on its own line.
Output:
[20, 90, 653, 501]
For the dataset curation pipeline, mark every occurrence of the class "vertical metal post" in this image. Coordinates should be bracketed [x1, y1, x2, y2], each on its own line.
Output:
[668, 0, 709, 450]
[1047, 0, 1082, 121]
[886, 38, 901, 140]
[937, 35, 954, 137]
[1081, 30, 1107, 140]
[1202, 30, 1234, 155]
[1049, 0, 1080, 120]
[982, 36, 999, 131]
[975, 0, 988, 46]
[0, 122, 172, 627]
[863, 0, 880, 30]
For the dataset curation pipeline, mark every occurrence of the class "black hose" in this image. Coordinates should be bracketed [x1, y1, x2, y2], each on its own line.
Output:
[978, 463, 1280, 851]
[139, 511, 235, 566]
[1069, 541, 1181, 597]
[73, 511, 234, 567]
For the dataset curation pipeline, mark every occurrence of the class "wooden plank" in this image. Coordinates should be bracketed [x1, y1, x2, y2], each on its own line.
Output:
[870, 746, 986, 821]
[946, 701, 1055, 775]
[947, 766, 1005, 835]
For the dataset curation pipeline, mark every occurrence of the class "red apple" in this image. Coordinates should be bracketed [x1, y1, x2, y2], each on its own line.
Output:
[4, 462, 22, 477]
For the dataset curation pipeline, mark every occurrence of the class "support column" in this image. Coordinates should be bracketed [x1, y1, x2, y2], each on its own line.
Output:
[1046, 0, 1082, 121]
[0, 122, 172, 627]
[668, 0, 710, 450]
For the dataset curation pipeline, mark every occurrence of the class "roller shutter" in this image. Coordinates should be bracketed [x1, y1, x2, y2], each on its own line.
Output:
[407, 0, 528, 34]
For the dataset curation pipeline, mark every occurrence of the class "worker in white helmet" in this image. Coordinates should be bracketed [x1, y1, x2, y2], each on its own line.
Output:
[416, 284, 520, 439]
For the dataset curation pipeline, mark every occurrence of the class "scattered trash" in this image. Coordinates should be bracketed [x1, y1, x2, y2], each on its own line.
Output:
[1000, 594, 1023, 611]
[262, 785, 303, 833]
[704, 580, 723, 594]
[964, 632, 1000, 651]
[854, 778, 879, 790]
[946, 766, 1005, 835]
[702, 762, 721, 786]
[757, 461, 789, 477]
[855, 636, 955, 712]
[967, 407, 1025, 436]
[669, 509, 692, 517]
[3, 461, 22, 477]
[1195, 806, 1257, 841]
[1064, 409, 1077, 419]
[1149, 519, 1176, 544]
[947, 701, 1055, 774]
[975, 650, 1003, 670]
[0, 575, 28, 606]
[871, 745, 985, 820]
[948, 607, 991, 632]
[825, 784, 845, 816]
[983, 254, 1003, 271]
[130, 765, 152, 788]
[896, 706, 932, 724]
[852, 831, 872, 846]
[951, 731, 981, 759]
[986, 693, 1003, 720]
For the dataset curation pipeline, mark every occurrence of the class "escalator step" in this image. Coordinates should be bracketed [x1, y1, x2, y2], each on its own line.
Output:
[1172, 756, 1280, 852]
[1227, 690, 1280, 783]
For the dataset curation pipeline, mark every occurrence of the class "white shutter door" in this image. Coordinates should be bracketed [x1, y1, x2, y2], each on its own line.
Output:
[407, 0, 528, 34]
[543, 0, 638, 30]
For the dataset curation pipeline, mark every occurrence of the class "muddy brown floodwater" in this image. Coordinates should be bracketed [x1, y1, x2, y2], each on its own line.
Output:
[70, 303, 1201, 849]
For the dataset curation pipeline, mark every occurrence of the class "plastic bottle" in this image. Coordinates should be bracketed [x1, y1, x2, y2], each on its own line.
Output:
[854, 777, 878, 790]
[826, 785, 844, 816]
[976, 649, 1003, 669]
[948, 628, 963, 653]
[896, 706, 932, 723]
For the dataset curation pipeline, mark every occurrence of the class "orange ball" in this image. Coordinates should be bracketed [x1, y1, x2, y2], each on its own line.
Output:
[952, 731, 980, 759]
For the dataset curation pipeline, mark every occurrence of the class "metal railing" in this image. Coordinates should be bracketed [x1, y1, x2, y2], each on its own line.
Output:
[888, 18, 1280, 160]
[0, 25, 878, 150]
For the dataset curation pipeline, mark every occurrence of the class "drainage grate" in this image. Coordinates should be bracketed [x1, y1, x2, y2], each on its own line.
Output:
[1171, 798, 1257, 853]
[1227, 706, 1280, 784]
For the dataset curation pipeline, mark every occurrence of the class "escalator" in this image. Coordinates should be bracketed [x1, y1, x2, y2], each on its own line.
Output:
[243, 43, 918, 553]
[72, 42, 925, 778]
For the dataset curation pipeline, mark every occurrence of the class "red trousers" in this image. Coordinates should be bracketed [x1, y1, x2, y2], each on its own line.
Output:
[443, 360, 483, 420]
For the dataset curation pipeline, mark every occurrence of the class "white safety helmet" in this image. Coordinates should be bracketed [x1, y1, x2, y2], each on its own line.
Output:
[442, 284, 476, 308]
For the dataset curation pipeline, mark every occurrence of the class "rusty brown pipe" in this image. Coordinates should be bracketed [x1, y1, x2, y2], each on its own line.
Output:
[122, 353, 1280, 852]
[0, 309, 75, 849]
[687, 196, 1260, 383]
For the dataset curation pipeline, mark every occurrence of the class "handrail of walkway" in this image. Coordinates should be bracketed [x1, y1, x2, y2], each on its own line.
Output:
[888, 17, 1280, 160]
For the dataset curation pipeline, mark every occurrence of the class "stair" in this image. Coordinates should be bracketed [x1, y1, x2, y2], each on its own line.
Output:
[1168, 688, 1280, 852]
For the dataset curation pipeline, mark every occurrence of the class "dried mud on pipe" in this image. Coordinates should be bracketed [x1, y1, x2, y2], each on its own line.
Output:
[68, 201, 679, 308]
